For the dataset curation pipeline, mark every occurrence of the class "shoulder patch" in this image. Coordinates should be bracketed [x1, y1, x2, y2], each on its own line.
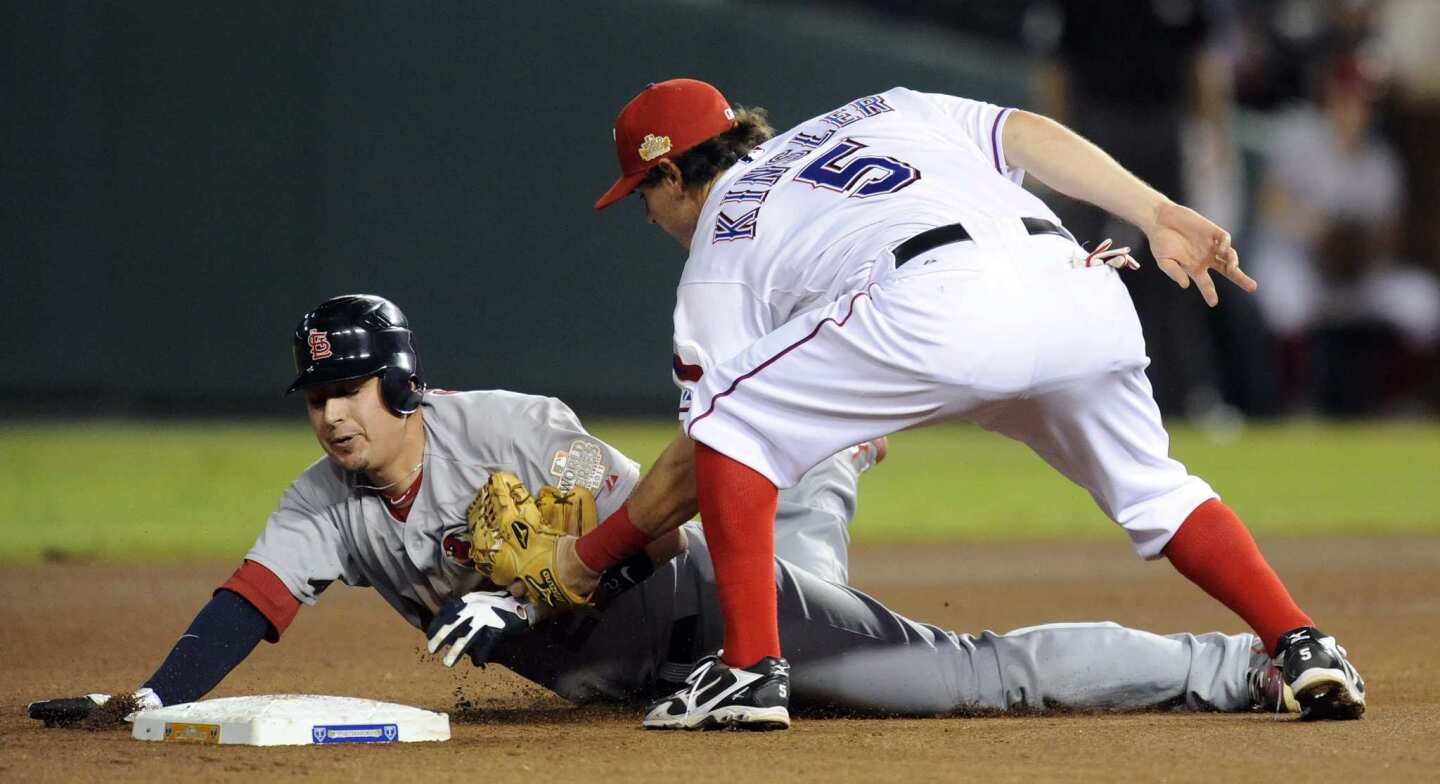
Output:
[549, 439, 606, 493]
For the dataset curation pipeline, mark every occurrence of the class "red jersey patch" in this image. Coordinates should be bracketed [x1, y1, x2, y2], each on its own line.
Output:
[442, 531, 473, 565]
[672, 354, 704, 382]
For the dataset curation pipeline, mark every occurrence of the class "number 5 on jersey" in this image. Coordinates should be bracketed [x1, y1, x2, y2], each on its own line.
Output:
[794, 139, 920, 198]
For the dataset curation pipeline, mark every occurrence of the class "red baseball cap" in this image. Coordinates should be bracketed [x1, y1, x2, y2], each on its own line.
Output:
[594, 78, 737, 210]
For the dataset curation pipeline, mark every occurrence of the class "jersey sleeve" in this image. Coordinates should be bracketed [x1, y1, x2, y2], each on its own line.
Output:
[243, 469, 363, 608]
[515, 396, 641, 521]
[906, 89, 1023, 185]
[218, 560, 302, 642]
[672, 281, 770, 400]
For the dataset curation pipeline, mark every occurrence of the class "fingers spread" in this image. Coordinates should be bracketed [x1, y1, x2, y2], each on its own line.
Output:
[425, 621, 452, 654]
[1195, 269, 1220, 307]
[442, 635, 472, 668]
[1226, 266, 1258, 292]
[1220, 249, 1258, 292]
[1214, 231, 1232, 258]
[428, 617, 472, 656]
[1157, 258, 1190, 288]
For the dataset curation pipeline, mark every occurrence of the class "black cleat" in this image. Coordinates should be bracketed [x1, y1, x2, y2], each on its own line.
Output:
[643, 653, 790, 730]
[1275, 627, 1366, 720]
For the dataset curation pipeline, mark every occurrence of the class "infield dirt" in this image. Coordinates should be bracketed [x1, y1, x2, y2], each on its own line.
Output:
[2, 537, 1435, 783]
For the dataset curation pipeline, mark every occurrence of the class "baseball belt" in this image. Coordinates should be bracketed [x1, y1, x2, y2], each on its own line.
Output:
[893, 217, 1075, 268]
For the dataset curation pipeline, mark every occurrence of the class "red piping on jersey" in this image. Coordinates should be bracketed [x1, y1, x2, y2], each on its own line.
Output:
[990, 108, 1010, 175]
[687, 286, 875, 436]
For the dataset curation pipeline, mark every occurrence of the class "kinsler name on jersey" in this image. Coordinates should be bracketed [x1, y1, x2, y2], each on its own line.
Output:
[710, 94, 901, 244]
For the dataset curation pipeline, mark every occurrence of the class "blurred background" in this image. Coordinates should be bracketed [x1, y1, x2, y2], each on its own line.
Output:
[2, 1, 1437, 559]
[6, 0, 1437, 420]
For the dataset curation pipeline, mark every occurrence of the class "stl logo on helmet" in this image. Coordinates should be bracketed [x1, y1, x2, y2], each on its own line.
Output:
[307, 330, 333, 361]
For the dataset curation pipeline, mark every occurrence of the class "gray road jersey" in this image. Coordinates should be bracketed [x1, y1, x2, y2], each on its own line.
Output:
[244, 390, 640, 629]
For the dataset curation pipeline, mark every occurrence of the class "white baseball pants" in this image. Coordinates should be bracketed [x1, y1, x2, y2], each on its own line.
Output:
[685, 230, 1216, 558]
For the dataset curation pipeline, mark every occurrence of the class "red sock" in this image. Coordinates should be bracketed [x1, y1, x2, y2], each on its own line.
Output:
[574, 505, 650, 573]
[1164, 499, 1312, 654]
[694, 441, 780, 669]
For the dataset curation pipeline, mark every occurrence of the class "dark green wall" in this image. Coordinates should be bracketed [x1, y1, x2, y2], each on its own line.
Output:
[3, 1, 1024, 416]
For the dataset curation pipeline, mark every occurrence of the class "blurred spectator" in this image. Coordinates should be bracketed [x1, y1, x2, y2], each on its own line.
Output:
[1231, 0, 1330, 110]
[1028, 0, 1271, 420]
[1375, 0, 1440, 275]
[1251, 49, 1440, 414]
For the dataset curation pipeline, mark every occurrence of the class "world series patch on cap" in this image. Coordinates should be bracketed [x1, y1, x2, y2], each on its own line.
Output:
[594, 78, 737, 210]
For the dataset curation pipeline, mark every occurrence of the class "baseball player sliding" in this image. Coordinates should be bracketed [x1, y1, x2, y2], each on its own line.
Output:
[542, 80, 1366, 730]
[29, 295, 1296, 728]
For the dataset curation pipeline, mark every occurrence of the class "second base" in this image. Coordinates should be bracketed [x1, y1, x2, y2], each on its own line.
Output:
[130, 694, 450, 746]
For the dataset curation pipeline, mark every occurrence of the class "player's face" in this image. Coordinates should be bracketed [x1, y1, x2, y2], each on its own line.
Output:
[304, 376, 408, 474]
[637, 173, 700, 249]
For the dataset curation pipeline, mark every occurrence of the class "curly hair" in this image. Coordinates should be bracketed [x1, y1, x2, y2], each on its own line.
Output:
[639, 107, 776, 191]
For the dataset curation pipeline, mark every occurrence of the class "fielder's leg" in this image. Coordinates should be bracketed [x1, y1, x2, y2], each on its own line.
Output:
[676, 285, 942, 729]
[958, 259, 1365, 719]
[971, 368, 1363, 718]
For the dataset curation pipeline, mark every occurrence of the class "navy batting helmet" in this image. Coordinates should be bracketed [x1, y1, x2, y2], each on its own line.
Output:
[286, 294, 425, 415]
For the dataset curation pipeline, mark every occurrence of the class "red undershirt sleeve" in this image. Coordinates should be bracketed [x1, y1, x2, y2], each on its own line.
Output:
[218, 560, 301, 642]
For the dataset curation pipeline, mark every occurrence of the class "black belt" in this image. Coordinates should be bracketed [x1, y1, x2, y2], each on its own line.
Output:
[893, 218, 1074, 268]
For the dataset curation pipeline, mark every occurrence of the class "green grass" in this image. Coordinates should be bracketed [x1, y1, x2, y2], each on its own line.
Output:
[1, 419, 1436, 561]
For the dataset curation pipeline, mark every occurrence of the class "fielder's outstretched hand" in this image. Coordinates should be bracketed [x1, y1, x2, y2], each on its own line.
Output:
[426, 590, 534, 668]
[1145, 202, 1257, 307]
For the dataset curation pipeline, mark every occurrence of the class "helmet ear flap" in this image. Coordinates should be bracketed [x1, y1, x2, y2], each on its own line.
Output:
[379, 367, 424, 415]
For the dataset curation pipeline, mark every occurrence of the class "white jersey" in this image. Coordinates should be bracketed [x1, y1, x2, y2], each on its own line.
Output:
[669, 88, 1216, 558]
[244, 391, 640, 630]
[671, 87, 1061, 391]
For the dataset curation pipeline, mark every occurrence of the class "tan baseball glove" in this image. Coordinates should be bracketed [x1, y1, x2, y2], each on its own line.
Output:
[466, 472, 594, 610]
[537, 484, 599, 537]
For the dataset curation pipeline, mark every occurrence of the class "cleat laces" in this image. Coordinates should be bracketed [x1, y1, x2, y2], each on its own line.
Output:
[676, 657, 720, 710]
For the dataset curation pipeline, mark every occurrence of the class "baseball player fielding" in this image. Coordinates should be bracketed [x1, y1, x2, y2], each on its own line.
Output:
[573, 79, 1365, 730]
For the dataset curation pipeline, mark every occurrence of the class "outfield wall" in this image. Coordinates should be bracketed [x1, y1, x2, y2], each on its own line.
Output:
[4, 1, 1024, 416]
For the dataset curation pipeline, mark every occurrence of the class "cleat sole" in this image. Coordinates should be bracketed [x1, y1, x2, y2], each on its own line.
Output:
[1292, 670, 1365, 721]
[644, 706, 790, 731]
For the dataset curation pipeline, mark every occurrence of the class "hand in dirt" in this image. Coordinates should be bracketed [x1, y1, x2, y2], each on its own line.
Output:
[28, 690, 156, 729]
[28, 695, 107, 727]
[427, 591, 534, 667]
[1144, 202, 1257, 307]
